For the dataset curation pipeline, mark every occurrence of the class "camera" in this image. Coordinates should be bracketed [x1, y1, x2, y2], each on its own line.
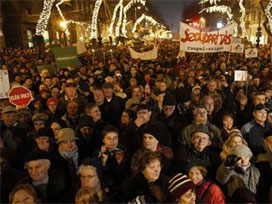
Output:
[105, 148, 120, 155]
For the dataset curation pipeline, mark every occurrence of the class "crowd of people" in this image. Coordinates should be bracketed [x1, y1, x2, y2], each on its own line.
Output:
[0, 40, 272, 204]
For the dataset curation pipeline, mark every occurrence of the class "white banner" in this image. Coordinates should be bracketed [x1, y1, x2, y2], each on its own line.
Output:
[76, 42, 87, 55]
[245, 48, 258, 58]
[180, 22, 234, 53]
[0, 70, 10, 99]
[231, 43, 244, 53]
[129, 45, 158, 60]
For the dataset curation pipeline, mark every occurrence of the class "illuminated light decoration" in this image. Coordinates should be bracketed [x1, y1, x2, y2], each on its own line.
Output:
[56, 0, 92, 38]
[91, 0, 102, 39]
[108, 0, 123, 37]
[132, 14, 164, 33]
[36, 0, 56, 36]
[56, 0, 70, 36]
[199, 0, 221, 5]
[200, 5, 238, 36]
[115, 1, 124, 37]
[121, 0, 146, 37]
[238, 0, 247, 38]
[264, 0, 272, 34]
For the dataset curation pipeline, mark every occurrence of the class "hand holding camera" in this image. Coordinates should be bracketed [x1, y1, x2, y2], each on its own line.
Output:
[224, 154, 241, 168]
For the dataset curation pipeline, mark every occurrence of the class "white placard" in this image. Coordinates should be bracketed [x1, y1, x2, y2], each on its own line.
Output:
[76, 42, 87, 55]
[245, 48, 258, 58]
[180, 22, 234, 53]
[0, 70, 10, 99]
[231, 43, 244, 53]
[234, 70, 248, 81]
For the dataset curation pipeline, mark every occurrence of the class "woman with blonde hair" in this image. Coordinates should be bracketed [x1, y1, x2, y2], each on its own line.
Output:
[75, 187, 99, 204]
[220, 129, 248, 160]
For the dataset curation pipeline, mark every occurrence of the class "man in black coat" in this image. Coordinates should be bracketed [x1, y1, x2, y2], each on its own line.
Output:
[18, 150, 69, 203]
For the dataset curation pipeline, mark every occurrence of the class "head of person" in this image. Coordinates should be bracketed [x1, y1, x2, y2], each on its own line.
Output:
[213, 94, 223, 112]
[2, 106, 17, 127]
[102, 82, 114, 99]
[132, 86, 142, 100]
[66, 100, 79, 116]
[162, 92, 176, 117]
[193, 106, 208, 125]
[78, 116, 94, 138]
[263, 130, 272, 153]
[17, 109, 32, 124]
[143, 124, 162, 151]
[46, 97, 58, 113]
[9, 183, 41, 204]
[79, 164, 100, 189]
[159, 81, 168, 93]
[25, 151, 51, 182]
[49, 119, 67, 140]
[102, 125, 119, 149]
[200, 95, 214, 115]
[168, 173, 196, 204]
[136, 104, 152, 123]
[121, 109, 135, 126]
[139, 151, 162, 183]
[207, 79, 218, 93]
[222, 113, 234, 131]
[65, 78, 77, 98]
[57, 128, 78, 152]
[40, 69, 50, 78]
[93, 87, 104, 105]
[51, 86, 60, 99]
[186, 162, 208, 185]
[191, 125, 211, 152]
[75, 187, 99, 204]
[229, 144, 253, 167]
[32, 113, 48, 132]
[35, 127, 55, 152]
[44, 76, 52, 88]
[85, 103, 101, 122]
[253, 92, 266, 105]
[253, 104, 268, 124]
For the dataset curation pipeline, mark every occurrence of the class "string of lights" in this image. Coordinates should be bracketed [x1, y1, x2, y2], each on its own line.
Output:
[108, 0, 123, 37]
[238, 0, 247, 38]
[36, 0, 56, 36]
[264, 0, 272, 34]
[132, 14, 163, 33]
[91, 0, 102, 39]
[115, 0, 124, 37]
[199, 0, 221, 5]
[121, 0, 146, 37]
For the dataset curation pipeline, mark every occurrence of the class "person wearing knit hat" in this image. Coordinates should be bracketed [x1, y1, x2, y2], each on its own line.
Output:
[216, 144, 261, 198]
[168, 173, 196, 204]
[46, 97, 60, 120]
[130, 124, 174, 175]
[34, 127, 55, 152]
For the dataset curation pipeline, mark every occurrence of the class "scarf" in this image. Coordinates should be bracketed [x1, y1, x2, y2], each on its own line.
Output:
[59, 146, 79, 170]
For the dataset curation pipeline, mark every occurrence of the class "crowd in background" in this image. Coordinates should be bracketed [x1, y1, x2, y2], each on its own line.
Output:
[0, 40, 272, 204]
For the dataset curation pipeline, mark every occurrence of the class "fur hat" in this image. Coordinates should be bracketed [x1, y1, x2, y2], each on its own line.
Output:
[229, 144, 253, 159]
[168, 173, 195, 202]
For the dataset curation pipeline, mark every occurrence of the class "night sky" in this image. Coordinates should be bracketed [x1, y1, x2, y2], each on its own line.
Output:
[149, 0, 200, 33]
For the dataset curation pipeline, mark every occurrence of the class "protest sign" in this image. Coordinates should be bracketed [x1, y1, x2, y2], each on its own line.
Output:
[76, 42, 87, 54]
[180, 22, 234, 53]
[52, 47, 79, 69]
[129, 45, 158, 60]
[231, 43, 244, 53]
[37, 64, 56, 75]
[234, 70, 248, 81]
[0, 70, 10, 99]
[245, 48, 258, 58]
[9, 86, 33, 106]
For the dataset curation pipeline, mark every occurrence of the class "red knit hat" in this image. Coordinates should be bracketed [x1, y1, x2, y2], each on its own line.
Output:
[47, 97, 58, 107]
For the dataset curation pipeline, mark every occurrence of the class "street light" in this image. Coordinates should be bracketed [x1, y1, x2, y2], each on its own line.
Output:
[217, 21, 224, 29]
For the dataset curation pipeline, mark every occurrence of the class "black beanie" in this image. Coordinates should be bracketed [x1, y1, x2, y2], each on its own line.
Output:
[163, 92, 176, 106]
[78, 115, 94, 129]
[25, 150, 50, 163]
[36, 127, 54, 138]
[144, 124, 162, 144]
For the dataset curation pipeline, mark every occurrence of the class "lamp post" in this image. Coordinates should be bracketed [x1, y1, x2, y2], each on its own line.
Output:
[256, 12, 262, 47]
